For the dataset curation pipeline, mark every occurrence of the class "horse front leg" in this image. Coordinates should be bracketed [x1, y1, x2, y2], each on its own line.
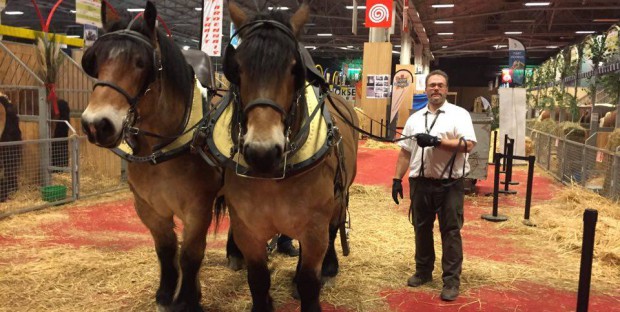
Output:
[233, 223, 273, 312]
[297, 229, 329, 312]
[133, 199, 178, 308]
[172, 211, 210, 312]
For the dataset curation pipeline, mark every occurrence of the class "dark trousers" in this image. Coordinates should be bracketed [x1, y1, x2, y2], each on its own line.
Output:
[409, 177, 464, 287]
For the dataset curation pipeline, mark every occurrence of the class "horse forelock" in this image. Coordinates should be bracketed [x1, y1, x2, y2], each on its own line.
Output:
[237, 13, 298, 86]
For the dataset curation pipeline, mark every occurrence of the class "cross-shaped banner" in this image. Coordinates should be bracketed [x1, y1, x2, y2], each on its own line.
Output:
[201, 0, 223, 57]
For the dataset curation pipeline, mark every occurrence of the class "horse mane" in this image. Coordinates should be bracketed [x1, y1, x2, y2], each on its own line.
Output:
[236, 11, 301, 86]
[91, 16, 193, 105]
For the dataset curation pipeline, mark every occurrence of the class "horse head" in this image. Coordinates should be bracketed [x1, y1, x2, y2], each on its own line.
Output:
[225, 1, 310, 174]
[81, 1, 192, 149]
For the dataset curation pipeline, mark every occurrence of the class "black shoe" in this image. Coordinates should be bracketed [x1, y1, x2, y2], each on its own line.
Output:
[276, 242, 299, 257]
[440, 285, 459, 301]
[407, 274, 432, 287]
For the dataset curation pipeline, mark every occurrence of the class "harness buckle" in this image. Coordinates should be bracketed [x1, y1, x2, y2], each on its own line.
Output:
[328, 126, 342, 147]
[127, 127, 140, 135]
[150, 150, 163, 164]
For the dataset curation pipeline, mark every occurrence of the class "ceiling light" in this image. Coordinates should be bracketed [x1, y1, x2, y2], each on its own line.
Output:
[546, 45, 558, 49]
[593, 18, 620, 22]
[339, 47, 349, 50]
[305, 46, 317, 50]
[4, 11, 24, 15]
[505, 31, 523, 35]
[438, 32, 453, 35]
[524, 2, 550, 6]
[347, 45, 354, 48]
[511, 19, 535, 23]
[575, 31, 596, 34]
[127, 8, 145, 12]
[191, 39, 199, 43]
[70, 10, 76, 13]
[431, 4, 455, 8]
[183, 46, 190, 50]
[493, 44, 507, 49]
[195, 7, 202, 11]
[268, 6, 289, 10]
[442, 45, 448, 48]
[317, 33, 332, 37]
[346, 5, 366, 9]
[434, 20, 454, 24]
[392, 51, 401, 54]
[394, 45, 401, 47]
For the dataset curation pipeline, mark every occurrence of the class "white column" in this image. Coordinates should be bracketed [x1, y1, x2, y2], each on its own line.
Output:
[369, 28, 388, 42]
[399, 33, 412, 65]
[413, 44, 423, 73]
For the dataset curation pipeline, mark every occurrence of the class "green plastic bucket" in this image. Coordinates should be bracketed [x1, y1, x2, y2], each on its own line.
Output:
[41, 185, 67, 202]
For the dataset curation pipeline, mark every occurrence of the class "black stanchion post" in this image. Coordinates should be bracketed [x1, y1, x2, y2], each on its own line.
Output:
[370, 120, 373, 136]
[492, 130, 498, 164]
[380, 119, 384, 138]
[499, 140, 517, 195]
[522, 155, 536, 226]
[507, 138, 519, 186]
[501, 134, 509, 173]
[576, 209, 598, 312]
[482, 152, 508, 222]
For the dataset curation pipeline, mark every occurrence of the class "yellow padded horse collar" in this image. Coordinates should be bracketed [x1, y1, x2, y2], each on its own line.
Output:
[204, 84, 336, 178]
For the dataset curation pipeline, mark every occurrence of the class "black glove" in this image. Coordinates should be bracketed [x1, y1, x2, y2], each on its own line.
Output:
[392, 178, 403, 204]
[414, 133, 441, 148]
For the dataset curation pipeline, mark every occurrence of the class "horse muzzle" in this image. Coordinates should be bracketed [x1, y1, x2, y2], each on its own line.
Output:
[242, 142, 284, 174]
[81, 117, 122, 148]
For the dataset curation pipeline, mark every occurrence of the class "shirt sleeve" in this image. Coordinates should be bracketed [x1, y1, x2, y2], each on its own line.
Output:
[398, 117, 416, 151]
[457, 110, 477, 143]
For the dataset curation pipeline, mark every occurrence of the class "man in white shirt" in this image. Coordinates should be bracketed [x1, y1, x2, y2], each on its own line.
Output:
[392, 70, 476, 301]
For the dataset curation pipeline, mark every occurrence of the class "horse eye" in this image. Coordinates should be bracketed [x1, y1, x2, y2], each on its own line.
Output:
[135, 59, 145, 69]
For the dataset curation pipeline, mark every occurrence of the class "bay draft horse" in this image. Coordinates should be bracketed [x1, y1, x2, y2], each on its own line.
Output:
[219, 2, 358, 311]
[80, 2, 220, 311]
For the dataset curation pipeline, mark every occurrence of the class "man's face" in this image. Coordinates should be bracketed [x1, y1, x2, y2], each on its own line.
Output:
[426, 74, 448, 106]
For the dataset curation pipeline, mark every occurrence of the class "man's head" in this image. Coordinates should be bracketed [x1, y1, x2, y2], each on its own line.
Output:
[425, 70, 449, 106]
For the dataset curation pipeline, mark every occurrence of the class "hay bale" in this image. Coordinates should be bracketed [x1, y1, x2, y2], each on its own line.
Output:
[606, 128, 620, 152]
[530, 119, 557, 133]
[555, 121, 586, 142]
[354, 108, 369, 139]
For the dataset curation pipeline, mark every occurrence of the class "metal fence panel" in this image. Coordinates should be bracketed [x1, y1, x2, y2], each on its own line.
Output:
[0, 136, 126, 218]
[528, 127, 619, 202]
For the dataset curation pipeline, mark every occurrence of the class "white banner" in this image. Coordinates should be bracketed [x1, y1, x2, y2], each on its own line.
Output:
[201, 0, 223, 57]
[76, 0, 102, 28]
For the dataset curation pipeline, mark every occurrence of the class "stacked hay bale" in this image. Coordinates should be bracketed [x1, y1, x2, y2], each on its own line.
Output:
[354, 107, 369, 140]
[554, 121, 587, 143]
[525, 136, 534, 156]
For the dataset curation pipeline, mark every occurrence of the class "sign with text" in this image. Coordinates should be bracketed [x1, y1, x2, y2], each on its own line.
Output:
[201, 0, 223, 57]
[76, 0, 102, 28]
[365, 0, 392, 28]
[508, 38, 526, 85]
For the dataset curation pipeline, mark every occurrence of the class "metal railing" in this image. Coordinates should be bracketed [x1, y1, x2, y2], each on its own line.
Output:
[0, 135, 127, 219]
[527, 127, 619, 201]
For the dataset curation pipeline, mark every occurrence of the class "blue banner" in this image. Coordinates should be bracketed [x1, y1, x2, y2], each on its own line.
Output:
[508, 38, 526, 86]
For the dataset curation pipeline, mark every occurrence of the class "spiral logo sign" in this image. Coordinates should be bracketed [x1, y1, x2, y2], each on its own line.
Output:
[368, 4, 389, 23]
[365, 0, 393, 28]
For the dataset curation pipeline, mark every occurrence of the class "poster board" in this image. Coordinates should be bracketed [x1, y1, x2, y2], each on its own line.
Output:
[499, 88, 526, 163]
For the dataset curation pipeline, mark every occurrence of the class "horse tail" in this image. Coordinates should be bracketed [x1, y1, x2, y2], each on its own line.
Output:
[213, 194, 227, 232]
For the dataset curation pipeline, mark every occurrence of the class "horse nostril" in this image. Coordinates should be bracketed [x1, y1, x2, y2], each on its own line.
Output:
[273, 145, 283, 159]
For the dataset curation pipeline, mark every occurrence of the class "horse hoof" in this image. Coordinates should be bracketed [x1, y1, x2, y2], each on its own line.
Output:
[227, 256, 245, 271]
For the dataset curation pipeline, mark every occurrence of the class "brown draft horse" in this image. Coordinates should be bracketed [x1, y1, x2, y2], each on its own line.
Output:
[80, 2, 220, 311]
[219, 2, 358, 311]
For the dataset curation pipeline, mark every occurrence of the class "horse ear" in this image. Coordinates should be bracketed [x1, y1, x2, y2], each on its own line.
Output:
[101, 2, 120, 32]
[228, 1, 247, 29]
[144, 1, 157, 34]
[290, 2, 309, 37]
